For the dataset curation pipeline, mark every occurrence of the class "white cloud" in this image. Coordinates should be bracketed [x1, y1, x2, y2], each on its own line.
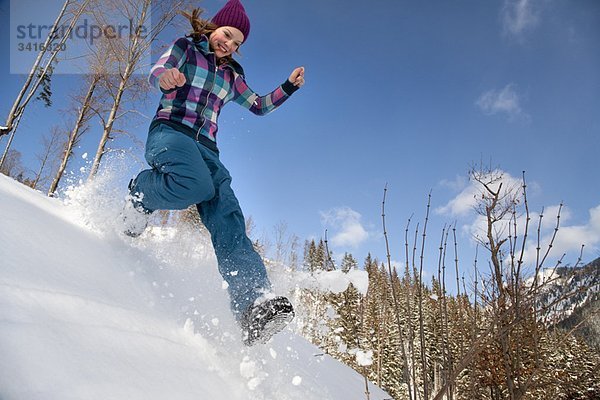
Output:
[476, 83, 526, 121]
[439, 175, 469, 192]
[528, 205, 600, 264]
[502, 0, 539, 37]
[437, 171, 600, 266]
[320, 207, 369, 249]
[436, 182, 480, 217]
[437, 169, 524, 251]
[437, 169, 523, 217]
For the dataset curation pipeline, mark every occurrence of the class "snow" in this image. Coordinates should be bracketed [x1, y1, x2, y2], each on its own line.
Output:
[0, 174, 389, 400]
[292, 269, 370, 295]
[356, 350, 374, 367]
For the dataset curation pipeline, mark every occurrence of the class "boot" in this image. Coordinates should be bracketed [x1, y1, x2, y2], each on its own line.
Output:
[239, 296, 295, 346]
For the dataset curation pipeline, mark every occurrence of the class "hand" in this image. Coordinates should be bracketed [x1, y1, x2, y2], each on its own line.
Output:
[288, 66, 305, 88]
[159, 68, 186, 90]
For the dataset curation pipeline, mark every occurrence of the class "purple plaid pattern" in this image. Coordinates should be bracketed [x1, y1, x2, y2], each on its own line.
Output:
[148, 36, 296, 147]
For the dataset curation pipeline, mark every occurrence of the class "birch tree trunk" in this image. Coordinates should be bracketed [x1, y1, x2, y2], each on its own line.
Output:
[1, 0, 70, 138]
[32, 126, 63, 190]
[89, 71, 130, 177]
[87, 0, 182, 178]
[0, 0, 92, 168]
[49, 75, 99, 195]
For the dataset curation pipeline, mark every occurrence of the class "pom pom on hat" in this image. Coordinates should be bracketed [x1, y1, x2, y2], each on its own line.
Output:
[211, 0, 251, 42]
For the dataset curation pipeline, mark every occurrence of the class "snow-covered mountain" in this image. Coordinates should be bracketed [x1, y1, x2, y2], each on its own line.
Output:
[552, 259, 600, 351]
[0, 174, 390, 400]
[533, 258, 600, 351]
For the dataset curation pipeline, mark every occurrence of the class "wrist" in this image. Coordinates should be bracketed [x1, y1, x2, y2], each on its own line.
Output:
[282, 79, 300, 96]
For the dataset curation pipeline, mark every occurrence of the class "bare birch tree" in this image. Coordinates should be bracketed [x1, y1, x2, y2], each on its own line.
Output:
[1, 0, 92, 167]
[48, 73, 101, 195]
[31, 126, 65, 190]
[46, 35, 117, 196]
[0, 149, 27, 180]
[87, 0, 186, 178]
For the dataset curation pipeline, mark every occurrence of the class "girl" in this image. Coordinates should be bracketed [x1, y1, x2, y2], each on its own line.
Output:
[122, 0, 305, 346]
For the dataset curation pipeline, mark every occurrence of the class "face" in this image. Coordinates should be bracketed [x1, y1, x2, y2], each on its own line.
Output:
[209, 26, 244, 59]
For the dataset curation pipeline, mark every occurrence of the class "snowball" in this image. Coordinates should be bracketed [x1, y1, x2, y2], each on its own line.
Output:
[247, 377, 262, 390]
[325, 305, 338, 319]
[356, 350, 373, 366]
[239, 356, 256, 379]
[240, 356, 264, 390]
[183, 318, 194, 334]
[292, 376, 302, 386]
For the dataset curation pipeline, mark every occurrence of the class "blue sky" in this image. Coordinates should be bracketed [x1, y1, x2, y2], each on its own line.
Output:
[1, 0, 599, 284]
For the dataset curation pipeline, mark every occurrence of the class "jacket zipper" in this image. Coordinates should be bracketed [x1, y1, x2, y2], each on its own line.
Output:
[197, 57, 218, 141]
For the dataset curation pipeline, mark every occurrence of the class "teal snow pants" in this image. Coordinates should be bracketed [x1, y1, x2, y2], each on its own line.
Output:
[130, 122, 271, 318]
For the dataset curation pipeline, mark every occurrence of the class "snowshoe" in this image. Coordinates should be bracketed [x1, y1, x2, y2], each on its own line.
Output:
[240, 296, 295, 346]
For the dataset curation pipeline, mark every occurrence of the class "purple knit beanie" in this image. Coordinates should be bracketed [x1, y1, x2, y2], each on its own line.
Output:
[211, 0, 251, 42]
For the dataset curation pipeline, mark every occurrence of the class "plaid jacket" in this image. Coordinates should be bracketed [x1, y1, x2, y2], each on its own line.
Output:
[148, 36, 298, 152]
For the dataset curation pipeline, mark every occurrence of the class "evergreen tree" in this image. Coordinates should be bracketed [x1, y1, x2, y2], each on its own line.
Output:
[328, 253, 362, 364]
[292, 220, 600, 400]
[297, 239, 330, 346]
[35, 64, 54, 108]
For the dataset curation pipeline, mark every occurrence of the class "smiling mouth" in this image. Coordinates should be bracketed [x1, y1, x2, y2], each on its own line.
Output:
[217, 43, 228, 53]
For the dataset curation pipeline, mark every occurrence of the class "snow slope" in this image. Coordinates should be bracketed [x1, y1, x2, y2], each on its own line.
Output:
[0, 174, 389, 400]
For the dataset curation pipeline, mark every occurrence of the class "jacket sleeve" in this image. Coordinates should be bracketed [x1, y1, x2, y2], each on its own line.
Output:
[232, 73, 299, 116]
[148, 38, 189, 94]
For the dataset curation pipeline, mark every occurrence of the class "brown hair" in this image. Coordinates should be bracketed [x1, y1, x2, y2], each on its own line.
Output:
[179, 8, 238, 64]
